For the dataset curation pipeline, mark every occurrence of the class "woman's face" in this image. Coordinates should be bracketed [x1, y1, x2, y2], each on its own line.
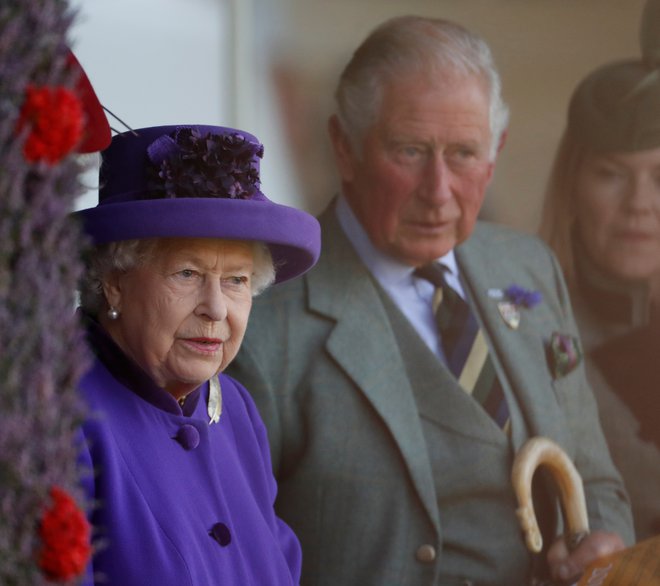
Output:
[575, 147, 660, 282]
[103, 238, 254, 399]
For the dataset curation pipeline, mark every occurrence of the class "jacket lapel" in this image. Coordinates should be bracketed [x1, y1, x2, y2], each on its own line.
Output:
[457, 224, 570, 450]
[376, 281, 509, 446]
[307, 207, 440, 528]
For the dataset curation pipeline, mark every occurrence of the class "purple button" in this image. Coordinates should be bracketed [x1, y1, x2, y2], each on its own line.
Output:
[174, 424, 200, 450]
[209, 522, 231, 547]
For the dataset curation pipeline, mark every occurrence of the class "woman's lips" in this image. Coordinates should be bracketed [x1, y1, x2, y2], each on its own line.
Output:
[182, 337, 223, 354]
[615, 229, 656, 243]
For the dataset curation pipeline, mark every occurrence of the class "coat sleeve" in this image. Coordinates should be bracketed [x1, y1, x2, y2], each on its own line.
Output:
[544, 244, 635, 545]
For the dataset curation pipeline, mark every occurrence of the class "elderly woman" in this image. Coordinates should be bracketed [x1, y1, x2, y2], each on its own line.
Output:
[74, 124, 320, 584]
[539, 0, 660, 540]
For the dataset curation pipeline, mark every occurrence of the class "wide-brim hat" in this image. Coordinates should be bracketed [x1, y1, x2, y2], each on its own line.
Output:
[75, 125, 321, 284]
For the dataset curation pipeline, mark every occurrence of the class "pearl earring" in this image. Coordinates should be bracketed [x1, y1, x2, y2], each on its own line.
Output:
[107, 306, 120, 320]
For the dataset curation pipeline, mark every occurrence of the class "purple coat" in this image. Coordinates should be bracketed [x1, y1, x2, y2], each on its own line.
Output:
[78, 352, 301, 585]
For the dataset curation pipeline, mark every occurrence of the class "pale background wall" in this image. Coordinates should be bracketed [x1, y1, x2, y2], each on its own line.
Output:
[69, 0, 299, 210]
[70, 0, 647, 234]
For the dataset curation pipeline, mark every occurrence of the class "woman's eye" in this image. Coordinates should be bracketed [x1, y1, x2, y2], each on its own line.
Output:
[225, 275, 249, 287]
[594, 166, 624, 180]
[179, 269, 197, 278]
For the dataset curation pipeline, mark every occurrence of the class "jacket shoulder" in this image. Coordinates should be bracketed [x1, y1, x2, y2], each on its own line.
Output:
[467, 221, 558, 266]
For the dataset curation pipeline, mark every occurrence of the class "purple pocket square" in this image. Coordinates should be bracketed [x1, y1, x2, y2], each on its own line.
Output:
[547, 332, 583, 379]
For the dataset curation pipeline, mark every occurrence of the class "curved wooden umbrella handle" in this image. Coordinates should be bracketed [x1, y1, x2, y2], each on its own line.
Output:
[512, 436, 590, 553]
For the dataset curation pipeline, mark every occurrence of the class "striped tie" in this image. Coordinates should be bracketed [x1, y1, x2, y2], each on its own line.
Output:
[415, 263, 511, 433]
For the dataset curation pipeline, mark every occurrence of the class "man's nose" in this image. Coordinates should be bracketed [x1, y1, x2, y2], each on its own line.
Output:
[421, 155, 452, 203]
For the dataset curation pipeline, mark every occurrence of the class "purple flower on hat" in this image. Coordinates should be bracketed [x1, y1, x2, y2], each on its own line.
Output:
[146, 127, 264, 200]
[504, 284, 542, 309]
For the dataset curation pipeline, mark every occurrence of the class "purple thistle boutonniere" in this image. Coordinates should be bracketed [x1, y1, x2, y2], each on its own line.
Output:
[488, 284, 542, 329]
[504, 285, 543, 309]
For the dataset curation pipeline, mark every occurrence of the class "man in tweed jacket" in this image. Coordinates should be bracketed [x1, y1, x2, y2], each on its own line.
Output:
[227, 15, 634, 586]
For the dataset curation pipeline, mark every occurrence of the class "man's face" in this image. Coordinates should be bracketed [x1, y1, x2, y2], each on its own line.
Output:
[333, 72, 496, 266]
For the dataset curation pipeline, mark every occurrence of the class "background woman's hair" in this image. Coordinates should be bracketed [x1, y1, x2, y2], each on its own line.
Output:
[538, 130, 586, 285]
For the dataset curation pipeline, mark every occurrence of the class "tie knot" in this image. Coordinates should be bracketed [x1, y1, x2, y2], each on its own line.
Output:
[414, 262, 464, 317]
[414, 263, 448, 289]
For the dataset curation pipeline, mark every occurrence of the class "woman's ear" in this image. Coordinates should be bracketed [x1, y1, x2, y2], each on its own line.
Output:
[101, 272, 122, 312]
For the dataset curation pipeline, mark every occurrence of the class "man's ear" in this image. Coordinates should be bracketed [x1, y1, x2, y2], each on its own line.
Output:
[496, 128, 508, 155]
[484, 128, 508, 184]
[328, 114, 356, 182]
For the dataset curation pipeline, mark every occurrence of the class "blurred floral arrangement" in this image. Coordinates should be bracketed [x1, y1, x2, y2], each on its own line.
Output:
[0, 0, 97, 583]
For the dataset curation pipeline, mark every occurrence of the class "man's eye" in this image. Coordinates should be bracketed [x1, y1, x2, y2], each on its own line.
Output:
[402, 146, 423, 157]
[179, 269, 196, 278]
[448, 147, 475, 160]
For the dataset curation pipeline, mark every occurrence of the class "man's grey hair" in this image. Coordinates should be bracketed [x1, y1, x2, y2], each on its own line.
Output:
[334, 15, 509, 160]
[79, 238, 276, 316]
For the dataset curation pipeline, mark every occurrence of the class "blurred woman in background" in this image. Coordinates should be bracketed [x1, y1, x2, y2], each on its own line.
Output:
[539, 0, 660, 541]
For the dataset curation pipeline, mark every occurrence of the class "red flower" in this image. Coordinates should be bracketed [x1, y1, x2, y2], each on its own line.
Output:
[38, 486, 91, 581]
[16, 85, 84, 164]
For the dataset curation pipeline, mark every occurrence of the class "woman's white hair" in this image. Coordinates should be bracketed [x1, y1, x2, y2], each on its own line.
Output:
[79, 238, 276, 316]
[334, 15, 509, 160]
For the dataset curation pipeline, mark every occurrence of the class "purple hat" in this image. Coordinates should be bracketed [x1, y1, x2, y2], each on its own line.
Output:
[76, 125, 320, 283]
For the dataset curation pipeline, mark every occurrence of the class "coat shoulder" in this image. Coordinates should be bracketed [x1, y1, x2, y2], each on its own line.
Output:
[467, 221, 558, 268]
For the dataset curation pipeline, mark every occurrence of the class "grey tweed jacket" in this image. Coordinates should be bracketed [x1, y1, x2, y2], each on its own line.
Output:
[227, 202, 633, 586]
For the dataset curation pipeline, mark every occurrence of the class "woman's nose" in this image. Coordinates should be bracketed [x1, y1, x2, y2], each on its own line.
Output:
[195, 279, 228, 321]
[626, 174, 658, 212]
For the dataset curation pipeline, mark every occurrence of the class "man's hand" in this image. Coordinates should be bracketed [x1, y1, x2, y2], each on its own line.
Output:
[546, 530, 625, 583]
